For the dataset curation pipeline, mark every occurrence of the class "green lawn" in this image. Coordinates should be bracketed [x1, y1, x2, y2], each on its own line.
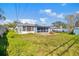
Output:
[1, 30, 79, 56]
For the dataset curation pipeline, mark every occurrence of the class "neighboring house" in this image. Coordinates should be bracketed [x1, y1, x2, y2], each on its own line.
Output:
[75, 20, 79, 27]
[74, 20, 79, 35]
[15, 22, 52, 34]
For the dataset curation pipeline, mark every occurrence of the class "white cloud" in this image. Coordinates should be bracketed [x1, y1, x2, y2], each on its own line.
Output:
[40, 9, 57, 17]
[50, 12, 57, 16]
[61, 3, 66, 6]
[76, 11, 79, 14]
[40, 18, 47, 24]
[0, 19, 14, 24]
[19, 19, 37, 24]
[44, 9, 52, 13]
[40, 9, 52, 13]
[40, 9, 65, 19]
[0, 19, 37, 24]
[57, 13, 64, 19]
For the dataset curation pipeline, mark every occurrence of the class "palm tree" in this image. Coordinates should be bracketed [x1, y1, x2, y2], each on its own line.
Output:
[0, 8, 6, 21]
[66, 15, 75, 34]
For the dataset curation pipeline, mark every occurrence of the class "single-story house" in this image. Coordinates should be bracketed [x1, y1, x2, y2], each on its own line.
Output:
[15, 22, 52, 34]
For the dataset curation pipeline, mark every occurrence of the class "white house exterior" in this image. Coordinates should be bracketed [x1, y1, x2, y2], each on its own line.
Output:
[15, 22, 52, 34]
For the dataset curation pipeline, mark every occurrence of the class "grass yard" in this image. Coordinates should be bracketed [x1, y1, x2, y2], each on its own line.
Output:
[1, 30, 79, 56]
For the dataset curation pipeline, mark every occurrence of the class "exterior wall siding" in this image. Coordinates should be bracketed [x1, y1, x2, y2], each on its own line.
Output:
[15, 25, 51, 34]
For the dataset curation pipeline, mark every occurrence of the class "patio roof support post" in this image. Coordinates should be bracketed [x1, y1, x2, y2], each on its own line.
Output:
[34, 26, 37, 33]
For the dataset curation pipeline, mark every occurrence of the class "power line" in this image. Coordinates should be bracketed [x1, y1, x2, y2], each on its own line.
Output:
[15, 3, 18, 21]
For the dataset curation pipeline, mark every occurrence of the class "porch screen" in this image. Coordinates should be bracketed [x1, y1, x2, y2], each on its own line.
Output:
[27, 26, 34, 31]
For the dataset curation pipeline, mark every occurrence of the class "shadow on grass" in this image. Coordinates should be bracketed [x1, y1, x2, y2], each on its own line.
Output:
[45, 36, 77, 56]
[0, 31, 9, 56]
[58, 37, 78, 56]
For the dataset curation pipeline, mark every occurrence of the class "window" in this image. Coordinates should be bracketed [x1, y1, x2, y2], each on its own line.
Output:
[23, 26, 26, 31]
[37, 27, 48, 32]
[27, 26, 34, 31]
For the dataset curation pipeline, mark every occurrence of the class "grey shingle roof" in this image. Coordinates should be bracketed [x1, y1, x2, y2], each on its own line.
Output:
[16, 22, 50, 28]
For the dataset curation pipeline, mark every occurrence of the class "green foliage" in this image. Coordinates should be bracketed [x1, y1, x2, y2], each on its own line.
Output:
[52, 21, 67, 28]
[0, 32, 8, 56]
[2, 30, 78, 56]
[0, 30, 79, 56]
[4, 22, 16, 28]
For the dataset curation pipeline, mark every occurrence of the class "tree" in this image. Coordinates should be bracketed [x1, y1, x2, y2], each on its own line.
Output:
[66, 15, 75, 34]
[52, 21, 67, 29]
[4, 21, 16, 29]
[0, 8, 6, 21]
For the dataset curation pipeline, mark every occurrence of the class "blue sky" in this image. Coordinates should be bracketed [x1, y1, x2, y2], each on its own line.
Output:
[0, 3, 79, 25]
